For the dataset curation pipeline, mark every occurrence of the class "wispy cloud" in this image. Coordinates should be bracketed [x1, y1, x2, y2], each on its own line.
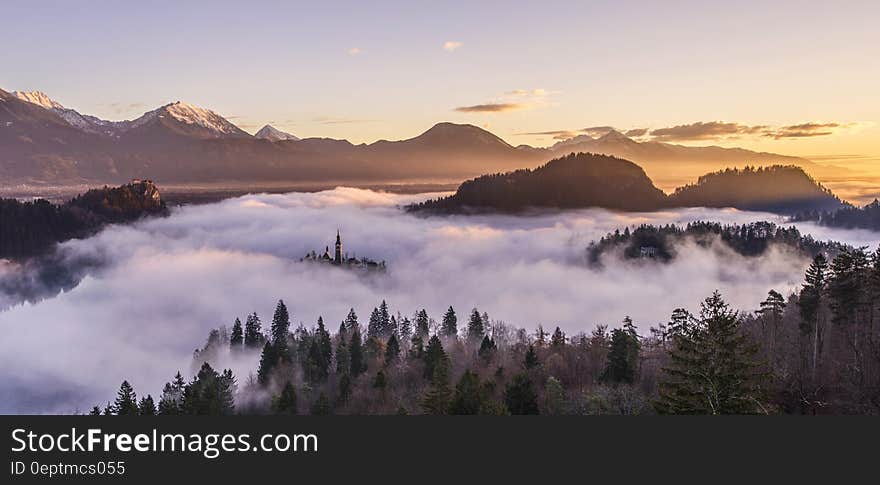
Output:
[625, 128, 649, 138]
[347, 47, 362, 56]
[514, 130, 579, 140]
[646, 120, 851, 142]
[454, 88, 552, 115]
[443, 41, 463, 52]
[648, 121, 768, 142]
[764, 122, 841, 139]
[454, 103, 525, 113]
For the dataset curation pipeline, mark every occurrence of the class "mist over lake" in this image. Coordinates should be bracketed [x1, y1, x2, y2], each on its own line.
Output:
[0, 187, 876, 413]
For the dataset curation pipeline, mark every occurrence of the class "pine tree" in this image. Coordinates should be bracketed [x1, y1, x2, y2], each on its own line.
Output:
[344, 308, 359, 334]
[229, 318, 244, 350]
[667, 308, 693, 340]
[423, 335, 447, 381]
[181, 363, 236, 415]
[441, 306, 458, 337]
[257, 341, 278, 385]
[335, 338, 351, 375]
[244, 312, 263, 349]
[114, 381, 138, 416]
[602, 318, 640, 384]
[422, 356, 452, 414]
[799, 253, 828, 379]
[656, 291, 767, 414]
[338, 373, 352, 404]
[271, 300, 291, 358]
[385, 333, 400, 364]
[478, 335, 497, 362]
[157, 383, 179, 415]
[368, 307, 382, 339]
[272, 381, 297, 415]
[399, 316, 413, 344]
[349, 327, 367, 376]
[450, 369, 482, 415]
[504, 373, 539, 415]
[410, 334, 424, 360]
[306, 339, 325, 384]
[524, 344, 539, 369]
[138, 395, 156, 415]
[415, 309, 430, 337]
[550, 326, 566, 350]
[89, 406, 101, 416]
[316, 317, 333, 377]
[467, 308, 485, 341]
[379, 300, 391, 337]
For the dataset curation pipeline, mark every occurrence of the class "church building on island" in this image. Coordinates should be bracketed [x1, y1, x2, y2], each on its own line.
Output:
[301, 231, 386, 271]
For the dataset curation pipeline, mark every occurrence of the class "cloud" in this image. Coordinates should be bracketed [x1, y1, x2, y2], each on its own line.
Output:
[625, 128, 649, 138]
[443, 41, 463, 52]
[347, 47, 362, 56]
[454, 103, 525, 113]
[648, 121, 768, 142]
[580, 126, 618, 137]
[764, 122, 841, 139]
[645, 120, 853, 142]
[455, 88, 551, 115]
[1, 187, 878, 413]
[515, 130, 579, 140]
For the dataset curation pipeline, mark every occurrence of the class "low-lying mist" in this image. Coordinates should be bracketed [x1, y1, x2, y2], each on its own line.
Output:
[1, 187, 876, 413]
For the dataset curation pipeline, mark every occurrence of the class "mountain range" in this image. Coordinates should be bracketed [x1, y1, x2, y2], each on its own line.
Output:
[0, 88, 838, 188]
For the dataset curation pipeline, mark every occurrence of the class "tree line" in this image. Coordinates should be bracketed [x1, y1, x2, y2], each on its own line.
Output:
[587, 220, 847, 265]
[93, 245, 880, 415]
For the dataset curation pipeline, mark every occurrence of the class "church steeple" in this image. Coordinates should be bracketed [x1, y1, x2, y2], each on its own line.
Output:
[334, 230, 342, 265]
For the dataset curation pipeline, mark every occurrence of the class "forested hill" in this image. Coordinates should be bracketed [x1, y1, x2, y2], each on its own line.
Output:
[0, 180, 168, 259]
[408, 156, 845, 215]
[586, 221, 847, 265]
[668, 165, 843, 214]
[793, 199, 880, 231]
[408, 152, 668, 213]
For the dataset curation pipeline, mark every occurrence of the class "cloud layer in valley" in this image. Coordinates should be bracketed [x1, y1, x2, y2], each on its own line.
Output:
[1, 188, 877, 413]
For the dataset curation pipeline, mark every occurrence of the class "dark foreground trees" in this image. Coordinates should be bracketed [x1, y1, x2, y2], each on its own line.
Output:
[94, 246, 880, 415]
[656, 292, 767, 414]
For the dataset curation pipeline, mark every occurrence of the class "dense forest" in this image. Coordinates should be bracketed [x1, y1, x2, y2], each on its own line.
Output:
[409, 156, 842, 216]
[586, 221, 847, 265]
[668, 165, 842, 214]
[94, 245, 880, 415]
[794, 199, 880, 231]
[0, 180, 167, 260]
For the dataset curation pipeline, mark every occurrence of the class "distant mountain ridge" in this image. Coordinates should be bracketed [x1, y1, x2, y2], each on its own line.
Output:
[1, 87, 838, 189]
[255, 124, 299, 141]
[409, 153, 842, 215]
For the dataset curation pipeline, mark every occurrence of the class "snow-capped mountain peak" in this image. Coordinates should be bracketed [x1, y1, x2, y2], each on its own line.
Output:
[12, 91, 65, 110]
[255, 124, 300, 141]
[162, 101, 243, 135]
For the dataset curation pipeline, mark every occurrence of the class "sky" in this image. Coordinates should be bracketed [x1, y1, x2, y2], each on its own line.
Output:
[1, 0, 878, 165]
[3, 187, 879, 413]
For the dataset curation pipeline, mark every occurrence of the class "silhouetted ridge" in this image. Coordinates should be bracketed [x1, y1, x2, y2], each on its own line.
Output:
[0, 180, 168, 260]
[793, 198, 880, 230]
[409, 152, 668, 213]
[668, 165, 842, 214]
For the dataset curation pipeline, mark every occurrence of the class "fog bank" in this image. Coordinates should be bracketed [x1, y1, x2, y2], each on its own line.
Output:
[0, 187, 876, 413]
